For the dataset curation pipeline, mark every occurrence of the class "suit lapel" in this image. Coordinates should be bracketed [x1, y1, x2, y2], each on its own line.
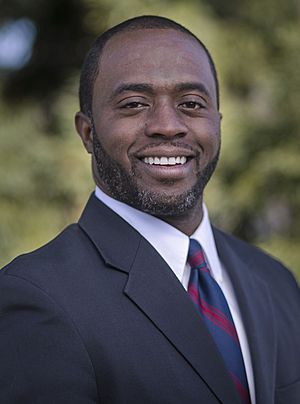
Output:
[214, 229, 276, 404]
[125, 236, 240, 404]
[79, 195, 240, 404]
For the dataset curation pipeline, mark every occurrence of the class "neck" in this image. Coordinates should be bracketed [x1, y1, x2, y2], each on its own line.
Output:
[156, 200, 204, 236]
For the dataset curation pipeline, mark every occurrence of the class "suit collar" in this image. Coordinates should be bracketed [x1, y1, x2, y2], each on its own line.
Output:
[214, 229, 276, 404]
[94, 186, 222, 287]
[78, 193, 140, 273]
[79, 195, 241, 404]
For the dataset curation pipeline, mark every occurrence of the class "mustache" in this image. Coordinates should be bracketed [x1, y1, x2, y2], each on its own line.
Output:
[135, 141, 198, 154]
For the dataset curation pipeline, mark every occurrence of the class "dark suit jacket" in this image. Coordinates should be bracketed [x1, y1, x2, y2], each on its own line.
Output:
[0, 194, 299, 403]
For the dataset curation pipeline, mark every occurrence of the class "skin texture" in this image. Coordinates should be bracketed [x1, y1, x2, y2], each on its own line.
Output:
[75, 29, 221, 235]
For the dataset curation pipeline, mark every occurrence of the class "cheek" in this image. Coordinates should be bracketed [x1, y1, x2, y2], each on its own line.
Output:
[195, 120, 220, 151]
[209, 128, 221, 153]
[95, 121, 137, 166]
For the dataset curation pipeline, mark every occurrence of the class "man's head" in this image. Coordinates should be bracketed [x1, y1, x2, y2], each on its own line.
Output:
[75, 16, 221, 233]
[79, 16, 220, 118]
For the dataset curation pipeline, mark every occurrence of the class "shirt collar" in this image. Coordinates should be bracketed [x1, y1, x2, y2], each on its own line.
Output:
[190, 204, 223, 283]
[95, 186, 223, 284]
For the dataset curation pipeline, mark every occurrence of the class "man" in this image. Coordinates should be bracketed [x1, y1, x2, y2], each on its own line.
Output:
[0, 15, 299, 404]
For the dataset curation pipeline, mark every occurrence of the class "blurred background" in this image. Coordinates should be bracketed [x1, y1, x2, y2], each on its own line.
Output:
[0, 0, 299, 280]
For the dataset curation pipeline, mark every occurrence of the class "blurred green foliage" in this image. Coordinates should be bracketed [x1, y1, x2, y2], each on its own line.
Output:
[0, 0, 299, 280]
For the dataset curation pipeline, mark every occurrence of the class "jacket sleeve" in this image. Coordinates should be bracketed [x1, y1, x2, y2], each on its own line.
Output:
[0, 272, 99, 403]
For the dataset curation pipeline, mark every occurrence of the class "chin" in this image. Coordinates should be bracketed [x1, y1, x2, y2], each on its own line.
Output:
[124, 184, 203, 217]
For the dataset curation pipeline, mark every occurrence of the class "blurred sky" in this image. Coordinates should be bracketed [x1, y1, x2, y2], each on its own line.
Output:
[0, 18, 36, 69]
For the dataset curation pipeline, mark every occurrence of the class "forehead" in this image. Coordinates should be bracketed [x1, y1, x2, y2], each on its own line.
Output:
[94, 29, 216, 103]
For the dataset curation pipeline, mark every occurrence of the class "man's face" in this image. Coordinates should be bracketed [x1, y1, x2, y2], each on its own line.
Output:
[79, 29, 221, 218]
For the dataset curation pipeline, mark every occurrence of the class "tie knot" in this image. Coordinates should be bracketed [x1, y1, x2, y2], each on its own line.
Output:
[188, 239, 208, 270]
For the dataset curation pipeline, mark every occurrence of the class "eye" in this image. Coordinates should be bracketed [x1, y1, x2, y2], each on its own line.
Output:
[179, 101, 204, 110]
[121, 101, 147, 109]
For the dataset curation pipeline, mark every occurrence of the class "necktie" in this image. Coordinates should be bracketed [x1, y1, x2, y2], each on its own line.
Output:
[187, 239, 250, 404]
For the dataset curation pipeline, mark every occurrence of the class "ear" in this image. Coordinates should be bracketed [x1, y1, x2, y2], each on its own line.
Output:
[75, 112, 93, 154]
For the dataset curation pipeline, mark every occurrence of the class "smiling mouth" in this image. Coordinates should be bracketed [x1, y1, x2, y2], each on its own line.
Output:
[142, 156, 188, 166]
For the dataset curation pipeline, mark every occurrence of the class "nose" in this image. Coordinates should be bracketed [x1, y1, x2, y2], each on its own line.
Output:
[144, 101, 188, 138]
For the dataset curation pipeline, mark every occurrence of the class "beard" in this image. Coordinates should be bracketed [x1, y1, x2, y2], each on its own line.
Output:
[92, 129, 220, 217]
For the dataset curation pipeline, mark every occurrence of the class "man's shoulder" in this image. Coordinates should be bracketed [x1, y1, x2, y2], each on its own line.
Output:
[214, 227, 299, 291]
[0, 223, 96, 285]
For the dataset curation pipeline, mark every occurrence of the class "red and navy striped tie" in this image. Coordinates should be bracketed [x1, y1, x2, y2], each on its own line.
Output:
[188, 239, 251, 403]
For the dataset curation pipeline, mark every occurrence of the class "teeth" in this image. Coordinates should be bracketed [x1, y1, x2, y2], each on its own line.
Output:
[143, 156, 187, 165]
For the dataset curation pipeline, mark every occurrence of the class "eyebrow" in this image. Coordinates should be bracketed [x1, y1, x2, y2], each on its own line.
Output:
[110, 81, 211, 100]
[110, 83, 154, 100]
[174, 82, 211, 98]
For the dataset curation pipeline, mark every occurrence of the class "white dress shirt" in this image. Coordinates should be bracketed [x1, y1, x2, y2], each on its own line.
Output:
[95, 186, 255, 403]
